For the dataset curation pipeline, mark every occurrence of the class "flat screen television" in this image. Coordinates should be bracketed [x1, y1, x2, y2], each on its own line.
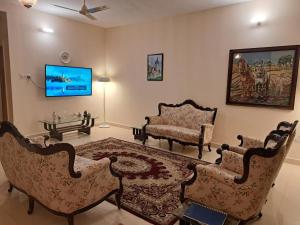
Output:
[45, 64, 92, 97]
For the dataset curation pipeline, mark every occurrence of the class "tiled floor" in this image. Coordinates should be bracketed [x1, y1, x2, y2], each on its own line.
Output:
[0, 126, 299, 225]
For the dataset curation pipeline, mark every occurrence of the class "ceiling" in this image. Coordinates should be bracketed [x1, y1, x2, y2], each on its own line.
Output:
[12, 0, 252, 28]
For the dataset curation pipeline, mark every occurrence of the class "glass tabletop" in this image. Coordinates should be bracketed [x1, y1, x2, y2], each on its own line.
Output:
[39, 114, 97, 125]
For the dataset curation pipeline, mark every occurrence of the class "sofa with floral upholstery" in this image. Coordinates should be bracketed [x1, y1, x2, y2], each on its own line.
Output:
[215, 120, 298, 163]
[0, 121, 123, 225]
[143, 99, 217, 159]
[180, 132, 288, 224]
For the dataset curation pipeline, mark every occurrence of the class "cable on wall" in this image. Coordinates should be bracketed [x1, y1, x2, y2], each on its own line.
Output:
[19, 74, 45, 90]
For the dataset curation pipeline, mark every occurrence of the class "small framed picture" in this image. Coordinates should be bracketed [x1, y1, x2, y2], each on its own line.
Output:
[147, 53, 164, 81]
[226, 45, 300, 109]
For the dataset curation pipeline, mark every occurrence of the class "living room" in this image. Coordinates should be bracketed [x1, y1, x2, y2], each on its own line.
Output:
[0, 0, 299, 225]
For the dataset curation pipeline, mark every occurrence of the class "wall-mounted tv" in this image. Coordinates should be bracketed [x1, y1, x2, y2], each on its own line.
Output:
[45, 64, 92, 97]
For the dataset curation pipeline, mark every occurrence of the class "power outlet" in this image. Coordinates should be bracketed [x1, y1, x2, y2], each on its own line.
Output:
[19, 74, 31, 80]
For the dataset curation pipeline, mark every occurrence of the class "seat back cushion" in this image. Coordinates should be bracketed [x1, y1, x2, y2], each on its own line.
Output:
[160, 104, 214, 130]
[245, 144, 287, 216]
[0, 133, 72, 210]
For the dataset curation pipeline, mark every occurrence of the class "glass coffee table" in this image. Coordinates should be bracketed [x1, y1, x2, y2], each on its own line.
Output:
[173, 201, 228, 225]
[40, 113, 97, 141]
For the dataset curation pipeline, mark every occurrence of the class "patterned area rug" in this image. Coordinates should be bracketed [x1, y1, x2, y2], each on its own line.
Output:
[76, 137, 207, 225]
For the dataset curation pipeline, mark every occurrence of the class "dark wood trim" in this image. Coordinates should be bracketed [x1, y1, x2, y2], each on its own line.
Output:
[226, 45, 300, 110]
[1, 122, 124, 225]
[143, 99, 217, 159]
[237, 120, 298, 147]
[180, 163, 197, 203]
[276, 120, 298, 133]
[0, 11, 13, 121]
[235, 134, 288, 184]
[157, 99, 217, 125]
[0, 121, 81, 178]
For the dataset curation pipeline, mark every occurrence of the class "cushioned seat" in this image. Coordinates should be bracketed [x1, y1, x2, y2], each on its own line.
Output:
[0, 122, 123, 225]
[143, 99, 217, 159]
[146, 125, 200, 144]
[181, 133, 288, 223]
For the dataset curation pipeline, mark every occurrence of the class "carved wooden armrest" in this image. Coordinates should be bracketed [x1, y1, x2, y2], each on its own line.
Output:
[237, 135, 264, 148]
[215, 144, 246, 164]
[180, 163, 197, 203]
[109, 156, 123, 191]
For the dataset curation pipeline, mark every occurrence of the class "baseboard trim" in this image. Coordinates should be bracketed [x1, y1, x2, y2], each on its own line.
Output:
[285, 157, 300, 166]
[107, 121, 133, 130]
[26, 122, 300, 166]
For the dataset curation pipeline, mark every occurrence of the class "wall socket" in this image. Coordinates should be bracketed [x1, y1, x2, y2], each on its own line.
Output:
[19, 74, 31, 80]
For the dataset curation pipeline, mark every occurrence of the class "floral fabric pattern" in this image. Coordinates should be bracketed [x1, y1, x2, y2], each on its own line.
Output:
[220, 150, 244, 175]
[160, 105, 214, 130]
[185, 144, 287, 221]
[146, 104, 215, 146]
[240, 136, 264, 149]
[0, 133, 119, 214]
[146, 125, 200, 144]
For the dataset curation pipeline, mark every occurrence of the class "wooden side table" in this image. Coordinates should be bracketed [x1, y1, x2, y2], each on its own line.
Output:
[40, 114, 97, 141]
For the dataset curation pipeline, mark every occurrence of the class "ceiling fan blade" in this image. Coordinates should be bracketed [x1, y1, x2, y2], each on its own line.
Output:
[52, 4, 79, 12]
[80, 11, 97, 20]
[88, 5, 109, 14]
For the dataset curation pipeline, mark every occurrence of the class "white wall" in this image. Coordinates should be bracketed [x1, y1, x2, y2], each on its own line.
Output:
[105, 0, 300, 159]
[0, 2, 106, 135]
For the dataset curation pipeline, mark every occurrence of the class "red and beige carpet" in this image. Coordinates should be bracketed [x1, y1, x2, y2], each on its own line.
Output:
[76, 137, 206, 225]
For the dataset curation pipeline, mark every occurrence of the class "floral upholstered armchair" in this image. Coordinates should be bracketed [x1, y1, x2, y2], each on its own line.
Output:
[143, 99, 217, 159]
[180, 133, 288, 225]
[0, 122, 123, 225]
[215, 120, 298, 163]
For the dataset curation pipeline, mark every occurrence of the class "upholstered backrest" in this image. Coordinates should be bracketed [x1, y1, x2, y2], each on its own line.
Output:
[159, 104, 215, 130]
[0, 132, 75, 200]
[245, 144, 286, 212]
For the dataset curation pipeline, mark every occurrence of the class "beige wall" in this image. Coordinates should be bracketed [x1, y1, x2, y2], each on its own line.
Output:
[105, 0, 300, 159]
[0, 2, 106, 135]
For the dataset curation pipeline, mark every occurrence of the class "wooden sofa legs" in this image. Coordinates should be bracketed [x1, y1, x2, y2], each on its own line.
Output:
[115, 189, 123, 210]
[142, 135, 148, 145]
[198, 145, 203, 159]
[27, 196, 34, 215]
[168, 139, 173, 151]
[208, 144, 212, 152]
[67, 215, 74, 225]
[8, 183, 13, 193]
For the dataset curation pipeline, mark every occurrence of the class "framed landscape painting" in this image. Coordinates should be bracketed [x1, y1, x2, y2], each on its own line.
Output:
[147, 53, 163, 81]
[226, 45, 300, 109]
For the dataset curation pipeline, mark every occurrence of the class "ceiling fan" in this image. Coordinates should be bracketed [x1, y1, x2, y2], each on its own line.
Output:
[53, 0, 109, 20]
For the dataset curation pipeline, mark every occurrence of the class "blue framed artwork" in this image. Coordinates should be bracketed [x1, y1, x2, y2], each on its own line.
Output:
[147, 53, 164, 81]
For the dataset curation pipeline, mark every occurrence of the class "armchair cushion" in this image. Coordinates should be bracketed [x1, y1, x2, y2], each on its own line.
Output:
[240, 136, 264, 149]
[220, 150, 244, 175]
[0, 130, 120, 215]
[227, 145, 248, 155]
[146, 125, 200, 144]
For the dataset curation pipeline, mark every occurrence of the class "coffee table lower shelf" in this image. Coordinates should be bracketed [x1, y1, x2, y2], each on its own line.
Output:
[42, 118, 95, 141]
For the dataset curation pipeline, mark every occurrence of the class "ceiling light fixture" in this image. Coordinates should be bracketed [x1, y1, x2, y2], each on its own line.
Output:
[19, 0, 37, 8]
[250, 14, 267, 26]
[41, 27, 54, 33]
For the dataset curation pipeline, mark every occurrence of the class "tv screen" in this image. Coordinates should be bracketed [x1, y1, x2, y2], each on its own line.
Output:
[45, 64, 92, 97]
